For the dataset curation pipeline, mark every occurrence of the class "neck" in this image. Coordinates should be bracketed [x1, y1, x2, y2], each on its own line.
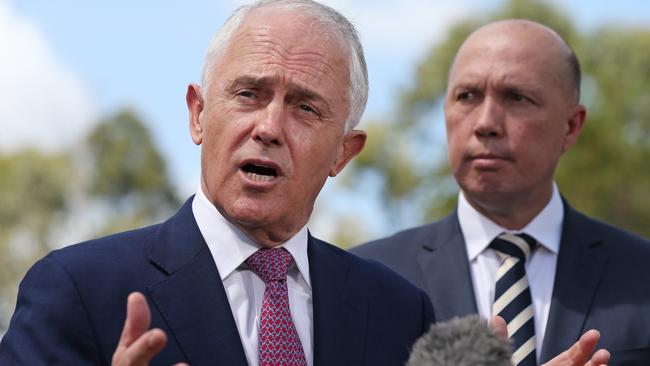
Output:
[199, 178, 306, 248]
[463, 185, 553, 230]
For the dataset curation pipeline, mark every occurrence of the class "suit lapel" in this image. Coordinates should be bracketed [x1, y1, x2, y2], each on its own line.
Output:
[147, 197, 247, 366]
[309, 235, 367, 366]
[540, 201, 608, 363]
[417, 213, 478, 321]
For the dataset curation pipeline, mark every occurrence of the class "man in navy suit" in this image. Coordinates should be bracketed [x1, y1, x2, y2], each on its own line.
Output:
[0, 1, 434, 365]
[353, 19, 650, 365]
[0, 3, 610, 365]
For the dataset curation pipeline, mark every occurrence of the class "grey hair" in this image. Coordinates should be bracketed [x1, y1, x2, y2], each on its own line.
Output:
[201, 0, 368, 131]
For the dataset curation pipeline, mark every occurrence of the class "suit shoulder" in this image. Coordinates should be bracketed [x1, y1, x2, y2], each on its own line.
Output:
[46, 223, 161, 273]
[0, 224, 167, 365]
[314, 238, 426, 294]
[574, 210, 650, 252]
[351, 213, 458, 261]
[351, 223, 433, 257]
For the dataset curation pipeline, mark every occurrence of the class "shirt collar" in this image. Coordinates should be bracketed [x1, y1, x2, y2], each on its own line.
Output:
[191, 186, 311, 288]
[458, 182, 563, 261]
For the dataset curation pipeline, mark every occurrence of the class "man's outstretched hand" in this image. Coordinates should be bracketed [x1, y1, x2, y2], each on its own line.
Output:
[490, 316, 610, 366]
[543, 329, 610, 366]
[112, 292, 188, 366]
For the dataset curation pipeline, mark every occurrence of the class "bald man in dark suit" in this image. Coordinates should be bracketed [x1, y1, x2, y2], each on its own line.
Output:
[353, 19, 650, 366]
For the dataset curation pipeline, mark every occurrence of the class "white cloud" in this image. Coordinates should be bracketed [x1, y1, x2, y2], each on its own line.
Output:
[319, 0, 474, 59]
[0, 0, 96, 152]
[223, 0, 474, 59]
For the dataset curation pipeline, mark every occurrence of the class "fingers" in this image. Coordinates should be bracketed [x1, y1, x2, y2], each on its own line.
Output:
[112, 292, 169, 366]
[568, 329, 600, 364]
[490, 315, 508, 341]
[117, 328, 167, 365]
[542, 329, 608, 366]
[584, 349, 610, 366]
[118, 292, 152, 348]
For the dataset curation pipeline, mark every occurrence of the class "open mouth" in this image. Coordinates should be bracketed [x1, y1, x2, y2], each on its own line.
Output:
[241, 163, 278, 182]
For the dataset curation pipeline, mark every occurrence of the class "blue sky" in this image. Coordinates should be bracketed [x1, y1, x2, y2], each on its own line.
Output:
[1, 0, 649, 241]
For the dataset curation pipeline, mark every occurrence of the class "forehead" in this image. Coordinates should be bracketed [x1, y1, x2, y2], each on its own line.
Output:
[449, 27, 564, 90]
[212, 7, 350, 93]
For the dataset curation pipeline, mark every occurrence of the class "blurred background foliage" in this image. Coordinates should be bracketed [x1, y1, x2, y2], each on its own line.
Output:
[0, 109, 179, 331]
[1, 0, 649, 331]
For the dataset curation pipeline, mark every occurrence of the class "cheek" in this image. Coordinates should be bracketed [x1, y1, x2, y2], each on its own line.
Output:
[200, 123, 241, 178]
[510, 126, 561, 176]
[290, 130, 341, 176]
[204, 108, 252, 149]
[445, 125, 467, 170]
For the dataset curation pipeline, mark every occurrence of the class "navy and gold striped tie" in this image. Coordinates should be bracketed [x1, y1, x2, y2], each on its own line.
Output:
[491, 233, 537, 366]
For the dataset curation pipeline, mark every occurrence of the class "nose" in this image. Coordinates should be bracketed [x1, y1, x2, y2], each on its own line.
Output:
[252, 100, 285, 146]
[473, 97, 504, 138]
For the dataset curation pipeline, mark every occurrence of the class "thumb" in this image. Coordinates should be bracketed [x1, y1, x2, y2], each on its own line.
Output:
[490, 315, 508, 341]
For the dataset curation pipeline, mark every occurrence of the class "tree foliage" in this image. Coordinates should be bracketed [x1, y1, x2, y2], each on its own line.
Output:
[344, 0, 650, 242]
[0, 150, 72, 330]
[0, 108, 179, 331]
[85, 109, 180, 233]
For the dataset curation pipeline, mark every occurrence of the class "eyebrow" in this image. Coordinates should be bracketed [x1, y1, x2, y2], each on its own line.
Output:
[497, 82, 543, 100]
[229, 75, 273, 90]
[450, 78, 542, 97]
[229, 75, 333, 113]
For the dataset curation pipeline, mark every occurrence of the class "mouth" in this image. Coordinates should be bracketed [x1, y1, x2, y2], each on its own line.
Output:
[467, 152, 511, 169]
[240, 161, 280, 183]
[469, 152, 509, 161]
[472, 154, 505, 160]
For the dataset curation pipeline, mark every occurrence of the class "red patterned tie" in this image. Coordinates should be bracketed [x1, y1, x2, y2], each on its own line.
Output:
[246, 248, 307, 366]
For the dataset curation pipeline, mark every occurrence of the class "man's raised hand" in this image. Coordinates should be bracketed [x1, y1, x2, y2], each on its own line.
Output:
[112, 292, 187, 366]
[490, 316, 610, 366]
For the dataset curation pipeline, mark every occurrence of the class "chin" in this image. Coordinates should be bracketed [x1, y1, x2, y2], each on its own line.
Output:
[462, 180, 509, 200]
[462, 173, 501, 190]
[223, 198, 274, 224]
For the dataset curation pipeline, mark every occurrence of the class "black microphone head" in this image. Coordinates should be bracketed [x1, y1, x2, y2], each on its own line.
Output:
[406, 315, 512, 366]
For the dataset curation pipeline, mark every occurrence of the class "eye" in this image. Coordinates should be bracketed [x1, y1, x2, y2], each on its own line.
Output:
[506, 91, 533, 104]
[299, 104, 319, 115]
[457, 91, 475, 102]
[236, 90, 255, 99]
[510, 93, 526, 102]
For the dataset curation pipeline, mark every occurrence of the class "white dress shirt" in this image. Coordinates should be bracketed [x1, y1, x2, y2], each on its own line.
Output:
[458, 183, 563, 360]
[192, 187, 313, 366]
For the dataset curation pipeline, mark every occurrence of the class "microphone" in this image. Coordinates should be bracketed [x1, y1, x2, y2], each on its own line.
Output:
[406, 315, 512, 366]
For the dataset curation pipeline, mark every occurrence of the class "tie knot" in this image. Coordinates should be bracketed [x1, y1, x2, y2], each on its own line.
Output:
[490, 233, 537, 261]
[246, 247, 293, 284]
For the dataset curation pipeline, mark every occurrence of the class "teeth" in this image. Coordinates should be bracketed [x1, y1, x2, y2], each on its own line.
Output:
[245, 171, 275, 182]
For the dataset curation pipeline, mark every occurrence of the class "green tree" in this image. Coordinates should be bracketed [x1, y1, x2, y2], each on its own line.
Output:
[0, 108, 180, 332]
[0, 150, 72, 330]
[344, 0, 650, 243]
[85, 109, 180, 233]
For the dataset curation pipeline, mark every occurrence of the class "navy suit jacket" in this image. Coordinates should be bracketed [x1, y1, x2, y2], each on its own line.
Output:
[0, 197, 434, 365]
[352, 200, 650, 365]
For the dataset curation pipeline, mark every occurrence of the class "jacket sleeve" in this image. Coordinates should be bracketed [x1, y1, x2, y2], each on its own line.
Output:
[0, 255, 105, 365]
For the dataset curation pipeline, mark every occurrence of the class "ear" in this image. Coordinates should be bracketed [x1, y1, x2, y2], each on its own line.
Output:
[329, 129, 367, 177]
[561, 103, 587, 152]
[187, 83, 204, 145]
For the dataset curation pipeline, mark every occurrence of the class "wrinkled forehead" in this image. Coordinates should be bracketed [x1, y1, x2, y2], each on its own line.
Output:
[217, 7, 350, 84]
[238, 6, 348, 59]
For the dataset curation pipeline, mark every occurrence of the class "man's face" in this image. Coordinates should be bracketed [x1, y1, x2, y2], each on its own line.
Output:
[444, 23, 585, 216]
[187, 7, 365, 245]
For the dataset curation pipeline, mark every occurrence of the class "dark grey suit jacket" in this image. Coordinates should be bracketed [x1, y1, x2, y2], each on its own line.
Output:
[352, 200, 650, 365]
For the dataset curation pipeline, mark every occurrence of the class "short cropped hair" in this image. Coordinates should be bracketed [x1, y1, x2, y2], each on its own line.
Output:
[201, 0, 368, 131]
